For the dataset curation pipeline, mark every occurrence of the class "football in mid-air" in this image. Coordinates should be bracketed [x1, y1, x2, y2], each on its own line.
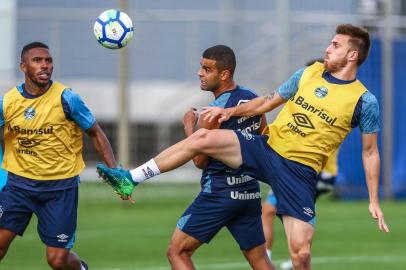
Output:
[94, 9, 134, 49]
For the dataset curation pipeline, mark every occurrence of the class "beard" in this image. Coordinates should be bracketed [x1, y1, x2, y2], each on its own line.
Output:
[201, 80, 221, 93]
[324, 57, 348, 73]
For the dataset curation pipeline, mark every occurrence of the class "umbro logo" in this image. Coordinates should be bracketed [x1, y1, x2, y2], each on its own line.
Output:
[292, 113, 315, 129]
[142, 167, 155, 178]
[303, 207, 314, 217]
[57, 234, 69, 242]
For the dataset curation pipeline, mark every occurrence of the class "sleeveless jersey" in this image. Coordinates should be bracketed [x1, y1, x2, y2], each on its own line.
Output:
[265, 62, 367, 172]
[2, 81, 85, 180]
[201, 86, 262, 197]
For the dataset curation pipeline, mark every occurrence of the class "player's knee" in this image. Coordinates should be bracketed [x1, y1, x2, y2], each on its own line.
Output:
[189, 128, 212, 150]
[297, 250, 311, 268]
[167, 241, 194, 260]
[47, 258, 66, 270]
[166, 243, 178, 262]
[47, 253, 68, 270]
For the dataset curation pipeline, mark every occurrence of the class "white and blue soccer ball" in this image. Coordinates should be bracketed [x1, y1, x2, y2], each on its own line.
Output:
[94, 9, 134, 49]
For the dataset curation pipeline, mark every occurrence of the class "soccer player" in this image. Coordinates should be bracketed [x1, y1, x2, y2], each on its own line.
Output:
[261, 58, 337, 267]
[97, 24, 389, 270]
[262, 149, 339, 269]
[166, 45, 273, 270]
[0, 42, 117, 270]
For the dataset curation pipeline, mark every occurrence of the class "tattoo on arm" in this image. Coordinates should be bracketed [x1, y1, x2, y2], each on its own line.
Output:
[265, 91, 276, 100]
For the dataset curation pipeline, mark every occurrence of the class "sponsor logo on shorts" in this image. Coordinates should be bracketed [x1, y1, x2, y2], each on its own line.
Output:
[303, 207, 314, 218]
[57, 234, 69, 243]
[227, 175, 254, 186]
[230, 191, 261, 200]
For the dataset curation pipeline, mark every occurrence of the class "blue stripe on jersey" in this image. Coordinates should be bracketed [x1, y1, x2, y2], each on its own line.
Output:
[208, 93, 231, 108]
[62, 89, 96, 131]
[203, 176, 212, 193]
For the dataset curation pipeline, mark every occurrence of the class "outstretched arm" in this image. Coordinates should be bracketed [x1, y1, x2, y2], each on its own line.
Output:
[362, 133, 389, 232]
[202, 91, 286, 123]
[86, 122, 117, 168]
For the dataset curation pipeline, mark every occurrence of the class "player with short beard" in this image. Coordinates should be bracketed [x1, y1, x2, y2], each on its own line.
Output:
[98, 24, 389, 270]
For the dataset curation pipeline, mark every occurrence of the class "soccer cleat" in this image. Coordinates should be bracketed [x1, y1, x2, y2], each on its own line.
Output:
[96, 164, 137, 202]
[80, 260, 89, 270]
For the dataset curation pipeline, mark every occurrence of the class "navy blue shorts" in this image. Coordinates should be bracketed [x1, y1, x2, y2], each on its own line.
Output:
[177, 192, 264, 250]
[0, 185, 78, 248]
[235, 132, 318, 224]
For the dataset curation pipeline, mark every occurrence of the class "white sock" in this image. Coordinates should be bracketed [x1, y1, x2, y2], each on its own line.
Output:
[81, 264, 86, 270]
[267, 249, 272, 261]
[129, 159, 160, 183]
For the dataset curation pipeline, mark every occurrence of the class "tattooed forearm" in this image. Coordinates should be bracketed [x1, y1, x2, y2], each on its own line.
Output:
[265, 91, 276, 100]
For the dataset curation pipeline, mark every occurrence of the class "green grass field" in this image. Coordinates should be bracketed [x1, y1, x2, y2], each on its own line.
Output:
[1, 182, 405, 270]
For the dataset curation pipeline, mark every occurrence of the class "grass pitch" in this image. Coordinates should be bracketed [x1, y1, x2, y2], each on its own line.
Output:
[1, 181, 405, 270]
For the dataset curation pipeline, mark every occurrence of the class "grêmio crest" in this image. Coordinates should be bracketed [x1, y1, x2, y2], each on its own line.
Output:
[314, 86, 328, 98]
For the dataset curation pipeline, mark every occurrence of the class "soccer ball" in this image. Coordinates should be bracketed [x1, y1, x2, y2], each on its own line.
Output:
[94, 9, 134, 49]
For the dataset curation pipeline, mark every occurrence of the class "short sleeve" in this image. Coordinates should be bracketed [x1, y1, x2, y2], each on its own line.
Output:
[277, 67, 305, 100]
[61, 89, 96, 131]
[359, 92, 381, 134]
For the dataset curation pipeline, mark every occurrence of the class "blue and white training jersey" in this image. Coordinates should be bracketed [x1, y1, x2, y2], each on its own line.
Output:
[200, 85, 263, 198]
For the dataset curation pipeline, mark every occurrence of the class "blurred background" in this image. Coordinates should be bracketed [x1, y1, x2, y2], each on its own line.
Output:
[0, 1, 405, 270]
[0, 0, 405, 199]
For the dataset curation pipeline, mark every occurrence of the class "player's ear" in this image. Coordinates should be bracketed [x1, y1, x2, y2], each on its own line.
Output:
[20, 61, 27, 73]
[348, 49, 358, 63]
[220, 69, 231, 81]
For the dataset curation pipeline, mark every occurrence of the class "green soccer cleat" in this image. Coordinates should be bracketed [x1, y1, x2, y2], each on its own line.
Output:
[96, 164, 137, 202]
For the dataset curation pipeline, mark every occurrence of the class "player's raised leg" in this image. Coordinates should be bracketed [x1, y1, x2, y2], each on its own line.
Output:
[97, 129, 242, 198]
[155, 128, 242, 173]
[282, 216, 314, 270]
